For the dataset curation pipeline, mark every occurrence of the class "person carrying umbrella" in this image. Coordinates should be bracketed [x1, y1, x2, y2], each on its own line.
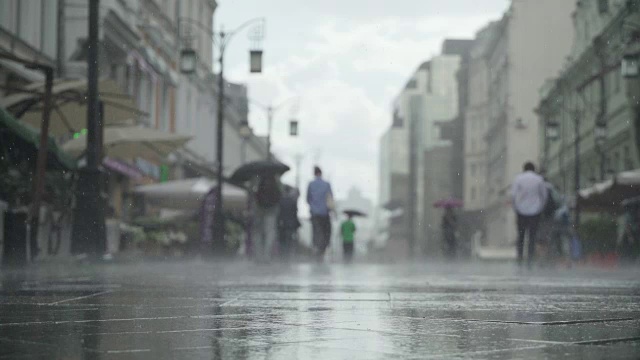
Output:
[442, 207, 458, 259]
[433, 198, 463, 259]
[253, 174, 281, 263]
[278, 185, 301, 261]
[341, 210, 363, 263]
[229, 160, 290, 263]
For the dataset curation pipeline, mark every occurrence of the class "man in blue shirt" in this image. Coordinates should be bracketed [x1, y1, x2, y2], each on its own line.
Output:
[307, 166, 333, 261]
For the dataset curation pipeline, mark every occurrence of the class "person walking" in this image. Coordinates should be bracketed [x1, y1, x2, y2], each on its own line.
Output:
[278, 185, 301, 261]
[253, 174, 282, 263]
[511, 162, 548, 268]
[442, 208, 458, 259]
[340, 213, 357, 263]
[307, 166, 333, 262]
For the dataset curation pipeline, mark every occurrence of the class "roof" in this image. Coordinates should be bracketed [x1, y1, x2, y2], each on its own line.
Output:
[441, 39, 474, 57]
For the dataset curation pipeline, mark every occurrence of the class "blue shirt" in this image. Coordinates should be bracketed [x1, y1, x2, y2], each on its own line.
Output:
[307, 177, 333, 216]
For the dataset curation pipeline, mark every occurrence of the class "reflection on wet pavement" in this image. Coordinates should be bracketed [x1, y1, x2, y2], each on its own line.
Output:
[0, 262, 639, 359]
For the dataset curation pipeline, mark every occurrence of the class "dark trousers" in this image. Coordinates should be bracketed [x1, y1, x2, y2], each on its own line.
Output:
[343, 242, 354, 262]
[517, 213, 540, 265]
[311, 215, 331, 256]
[278, 227, 296, 260]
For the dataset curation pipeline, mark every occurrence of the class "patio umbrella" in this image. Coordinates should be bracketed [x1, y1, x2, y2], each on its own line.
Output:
[433, 198, 464, 208]
[1, 78, 146, 137]
[578, 169, 640, 214]
[343, 209, 367, 217]
[61, 125, 191, 160]
[134, 177, 247, 213]
[229, 160, 290, 184]
[0, 106, 75, 170]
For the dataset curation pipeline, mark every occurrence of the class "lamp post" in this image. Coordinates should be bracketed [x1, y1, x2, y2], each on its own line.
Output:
[70, 0, 106, 259]
[544, 111, 583, 227]
[179, 17, 265, 254]
[249, 97, 300, 160]
[572, 111, 581, 227]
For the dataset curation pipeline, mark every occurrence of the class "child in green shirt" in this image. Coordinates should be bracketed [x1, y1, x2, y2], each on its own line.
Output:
[341, 214, 356, 263]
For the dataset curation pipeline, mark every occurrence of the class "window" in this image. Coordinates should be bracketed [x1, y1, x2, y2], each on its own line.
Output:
[471, 187, 476, 201]
[161, 83, 170, 131]
[614, 152, 620, 172]
[598, 0, 609, 14]
[0, 0, 18, 32]
[18, 0, 42, 50]
[471, 163, 477, 177]
[614, 66, 621, 93]
[42, 0, 58, 58]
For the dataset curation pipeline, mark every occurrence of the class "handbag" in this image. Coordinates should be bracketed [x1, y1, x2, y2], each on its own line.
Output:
[326, 193, 335, 212]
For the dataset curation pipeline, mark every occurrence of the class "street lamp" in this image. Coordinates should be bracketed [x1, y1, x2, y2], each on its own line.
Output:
[622, 52, 639, 78]
[289, 119, 299, 136]
[178, 16, 265, 255]
[249, 96, 300, 160]
[545, 120, 560, 141]
[180, 48, 198, 75]
[239, 119, 252, 138]
[250, 50, 263, 73]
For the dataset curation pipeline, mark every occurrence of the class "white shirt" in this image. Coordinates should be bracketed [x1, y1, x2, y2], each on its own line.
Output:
[511, 171, 547, 216]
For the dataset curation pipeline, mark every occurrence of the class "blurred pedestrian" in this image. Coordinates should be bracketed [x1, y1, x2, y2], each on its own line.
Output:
[538, 178, 560, 262]
[511, 162, 548, 268]
[253, 174, 282, 263]
[307, 166, 334, 262]
[442, 208, 457, 259]
[278, 185, 301, 261]
[340, 213, 356, 263]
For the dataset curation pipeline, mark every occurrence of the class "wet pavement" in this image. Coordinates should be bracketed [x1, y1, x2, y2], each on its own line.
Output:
[0, 261, 639, 359]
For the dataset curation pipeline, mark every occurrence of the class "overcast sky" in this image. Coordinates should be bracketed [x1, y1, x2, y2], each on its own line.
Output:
[217, 0, 510, 205]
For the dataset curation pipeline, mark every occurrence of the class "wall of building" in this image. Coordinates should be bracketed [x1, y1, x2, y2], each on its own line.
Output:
[539, 1, 640, 195]
[484, 0, 576, 248]
[463, 23, 496, 213]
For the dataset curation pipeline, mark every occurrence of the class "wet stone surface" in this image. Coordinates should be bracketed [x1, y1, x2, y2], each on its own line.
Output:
[0, 261, 639, 359]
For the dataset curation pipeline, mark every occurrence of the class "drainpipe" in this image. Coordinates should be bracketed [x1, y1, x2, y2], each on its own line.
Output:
[594, 36, 607, 181]
[56, 0, 66, 77]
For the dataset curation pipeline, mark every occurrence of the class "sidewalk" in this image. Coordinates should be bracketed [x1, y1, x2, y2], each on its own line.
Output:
[0, 261, 639, 359]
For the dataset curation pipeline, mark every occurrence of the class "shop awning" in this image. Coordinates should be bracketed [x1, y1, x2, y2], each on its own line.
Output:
[1, 78, 146, 137]
[134, 177, 248, 212]
[0, 106, 75, 170]
[61, 125, 191, 161]
[578, 169, 640, 214]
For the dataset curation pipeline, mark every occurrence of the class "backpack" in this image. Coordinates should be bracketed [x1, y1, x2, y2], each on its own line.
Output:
[256, 176, 281, 209]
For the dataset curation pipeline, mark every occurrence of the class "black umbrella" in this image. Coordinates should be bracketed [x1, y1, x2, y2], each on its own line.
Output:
[343, 209, 367, 217]
[229, 160, 290, 184]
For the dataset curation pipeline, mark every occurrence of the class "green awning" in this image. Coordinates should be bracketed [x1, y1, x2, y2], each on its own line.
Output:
[0, 106, 75, 170]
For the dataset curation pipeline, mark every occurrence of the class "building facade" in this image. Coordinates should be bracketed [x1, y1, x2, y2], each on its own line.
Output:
[0, 0, 269, 258]
[483, 0, 575, 248]
[462, 23, 496, 214]
[378, 112, 410, 254]
[538, 0, 640, 196]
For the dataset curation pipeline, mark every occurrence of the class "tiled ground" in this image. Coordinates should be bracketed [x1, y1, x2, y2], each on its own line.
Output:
[0, 261, 639, 359]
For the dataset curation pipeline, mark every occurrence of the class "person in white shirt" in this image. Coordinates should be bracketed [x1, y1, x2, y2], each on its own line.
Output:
[511, 162, 548, 267]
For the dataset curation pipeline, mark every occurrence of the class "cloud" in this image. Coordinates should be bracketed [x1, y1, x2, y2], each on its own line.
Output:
[225, 10, 505, 204]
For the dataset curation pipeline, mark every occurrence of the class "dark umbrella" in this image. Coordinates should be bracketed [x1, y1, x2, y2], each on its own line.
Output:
[433, 198, 464, 208]
[343, 209, 367, 217]
[229, 160, 290, 184]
